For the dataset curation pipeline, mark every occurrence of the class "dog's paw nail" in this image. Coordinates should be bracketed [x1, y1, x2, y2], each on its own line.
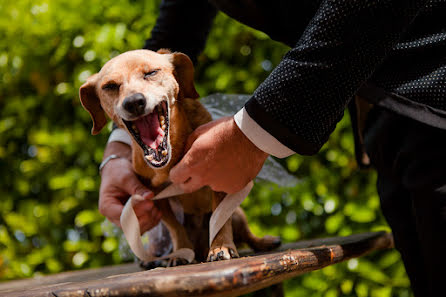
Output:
[229, 248, 239, 258]
[139, 259, 166, 270]
[166, 257, 190, 267]
[217, 251, 225, 260]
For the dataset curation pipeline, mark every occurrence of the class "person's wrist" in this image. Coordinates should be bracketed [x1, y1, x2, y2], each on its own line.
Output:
[100, 156, 132, 178]
[104, 140, 132, 159]
[100, 141, 132, 177]
[233, 108, 295, 158]
[231, 117, 269, 160]
[99, 154, 122, 174]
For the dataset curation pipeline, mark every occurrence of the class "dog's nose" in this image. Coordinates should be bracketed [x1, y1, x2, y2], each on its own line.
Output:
[123, 93, 146, 116]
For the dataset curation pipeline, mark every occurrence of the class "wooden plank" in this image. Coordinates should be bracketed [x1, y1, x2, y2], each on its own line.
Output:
[0, 263, 142, 294]
[0, 232, 393, 297]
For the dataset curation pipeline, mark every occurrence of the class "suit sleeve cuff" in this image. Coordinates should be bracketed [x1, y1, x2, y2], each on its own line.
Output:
[234, 107, 295, 158]
[107, 128, 132, 146]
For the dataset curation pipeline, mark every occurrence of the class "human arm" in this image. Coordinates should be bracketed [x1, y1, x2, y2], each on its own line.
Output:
[100, 138, 161, 234]
[144, 0, 217, 64]
[170, 0, 428, 193]
[242, 0, 428, 155]
[170, 116, 268, 194]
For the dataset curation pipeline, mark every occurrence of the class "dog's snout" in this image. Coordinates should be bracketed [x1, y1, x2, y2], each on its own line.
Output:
[123, 93, 146, 116]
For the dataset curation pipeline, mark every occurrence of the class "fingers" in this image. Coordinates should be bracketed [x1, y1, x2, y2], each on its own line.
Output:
[139, 209, 162, 234]
[178, 176, 204, 193]
[122, 173, 154, 199]
[98, 155, 162, 234]
[171, 125, 212, 192]
[98, 198, 124, 228]
[171, 140, 205, 194]
[170, 154, 193, 185]
[132, 193, 162, 234]
[170, 152, 206, 193]
[133, 198, 159, 218]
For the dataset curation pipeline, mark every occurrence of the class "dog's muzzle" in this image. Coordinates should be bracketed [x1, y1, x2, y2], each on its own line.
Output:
[122, 99, 171, 168]
[123, 93, 146, 117]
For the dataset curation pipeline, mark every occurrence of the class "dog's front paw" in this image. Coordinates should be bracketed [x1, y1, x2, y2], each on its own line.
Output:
[167, 257, 192, 267]
[207, 246, 239, 262]
[139, 259, 168, 270]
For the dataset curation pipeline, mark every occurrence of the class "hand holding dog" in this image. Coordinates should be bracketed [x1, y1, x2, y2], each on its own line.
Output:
[170, 116, 268, 194]
[99, 142, 162, 234]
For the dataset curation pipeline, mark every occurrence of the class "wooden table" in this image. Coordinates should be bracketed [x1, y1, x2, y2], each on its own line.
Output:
[0, 232, 393, 297]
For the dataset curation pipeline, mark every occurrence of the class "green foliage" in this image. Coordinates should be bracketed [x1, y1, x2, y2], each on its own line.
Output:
[0, 1, 411, 296]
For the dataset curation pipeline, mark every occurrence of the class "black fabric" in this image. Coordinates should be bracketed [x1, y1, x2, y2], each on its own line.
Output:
[208, 0, 322, 47]
[243, 0, 433, 154]
[364, 107, 446, 297]
[144, 3, 446, 294]
[146, 0, 446, 155]
[357, 82, 446, 131]
[143, 0, 217, 64]
[347, 100, 369, 169]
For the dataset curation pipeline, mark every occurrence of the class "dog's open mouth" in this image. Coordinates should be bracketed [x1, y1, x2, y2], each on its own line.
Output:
[123, 101, 170, 168]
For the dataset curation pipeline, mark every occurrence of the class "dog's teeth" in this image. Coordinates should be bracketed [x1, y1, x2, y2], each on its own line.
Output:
[132, 124, 137, 130]
[162, 124, 166, 130]
[159, 115, 165, 122]
[160, 119, 165, 126]
[162, 150, 168, 156]
[145, 155, 154, 161]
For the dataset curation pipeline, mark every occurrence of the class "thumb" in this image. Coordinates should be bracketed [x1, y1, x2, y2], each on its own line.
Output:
[184, 120, 212, 152]
[184, 128, 200, 153]
[123, 173, 154, 199]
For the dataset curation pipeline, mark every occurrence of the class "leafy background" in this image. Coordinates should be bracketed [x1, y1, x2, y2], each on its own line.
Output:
[0, 0, 412, 296]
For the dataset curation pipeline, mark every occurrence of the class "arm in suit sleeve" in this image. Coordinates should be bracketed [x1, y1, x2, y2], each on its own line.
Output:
[144, 0, 217, 64]
[240, 0, 427, 155]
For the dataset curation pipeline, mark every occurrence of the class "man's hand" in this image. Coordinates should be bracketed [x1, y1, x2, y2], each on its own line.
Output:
[170, 116, 268, 194]
[99, 141, 162, 234]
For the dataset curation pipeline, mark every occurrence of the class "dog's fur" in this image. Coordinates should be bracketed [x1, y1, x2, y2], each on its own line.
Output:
[79, 49, 279, 263]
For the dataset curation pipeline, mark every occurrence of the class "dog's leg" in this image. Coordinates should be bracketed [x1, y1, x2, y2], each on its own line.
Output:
[155, 199, 194, 266]
[232, 207, 281, 252]
[139, 222, 172, 270]
[207, 192, 238, 261]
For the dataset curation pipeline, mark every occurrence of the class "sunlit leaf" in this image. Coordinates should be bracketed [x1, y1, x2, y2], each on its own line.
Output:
[75, 210, 101, 227]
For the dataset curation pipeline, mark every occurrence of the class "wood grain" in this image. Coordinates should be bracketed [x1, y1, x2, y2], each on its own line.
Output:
[0, 232, 393, 297]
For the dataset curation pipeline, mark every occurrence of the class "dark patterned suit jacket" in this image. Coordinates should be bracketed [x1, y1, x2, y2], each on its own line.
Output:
[145, 0, 446, 155]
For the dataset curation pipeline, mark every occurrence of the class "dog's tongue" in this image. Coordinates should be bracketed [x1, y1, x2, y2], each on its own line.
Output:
[134, 113, 165, 149]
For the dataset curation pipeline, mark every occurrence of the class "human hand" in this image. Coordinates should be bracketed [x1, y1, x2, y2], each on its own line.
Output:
[170, 116, 268, 194]
[99, 142, 162, 234]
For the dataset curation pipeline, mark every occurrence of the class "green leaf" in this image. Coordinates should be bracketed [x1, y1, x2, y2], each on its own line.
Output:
[75, 210, 101, 227]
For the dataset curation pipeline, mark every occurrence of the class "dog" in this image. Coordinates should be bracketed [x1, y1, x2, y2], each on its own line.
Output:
[79, 49, 280, 264]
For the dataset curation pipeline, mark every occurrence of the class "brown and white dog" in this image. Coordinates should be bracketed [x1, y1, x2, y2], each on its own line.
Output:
[79, 49, 280, 263]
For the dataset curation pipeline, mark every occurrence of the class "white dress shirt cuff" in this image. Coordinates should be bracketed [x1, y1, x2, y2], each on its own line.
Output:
[107, 128, 132, 146]
[233, 107, 295, 158]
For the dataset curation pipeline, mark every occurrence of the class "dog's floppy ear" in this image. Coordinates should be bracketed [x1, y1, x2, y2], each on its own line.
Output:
[171, 52, 199, 100]
[79, 74, 107, 135]
[157, 48, 172, 54]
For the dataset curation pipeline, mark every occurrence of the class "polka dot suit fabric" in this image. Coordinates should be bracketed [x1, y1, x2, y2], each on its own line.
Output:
[147, 0, 446, 155]
[244, 0, 445, 155]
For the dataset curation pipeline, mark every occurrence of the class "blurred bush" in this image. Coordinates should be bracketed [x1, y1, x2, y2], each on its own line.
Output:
[0, 0, 412, 296]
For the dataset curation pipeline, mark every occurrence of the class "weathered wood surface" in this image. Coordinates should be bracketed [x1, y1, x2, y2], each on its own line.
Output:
[0, 232, 394, 297]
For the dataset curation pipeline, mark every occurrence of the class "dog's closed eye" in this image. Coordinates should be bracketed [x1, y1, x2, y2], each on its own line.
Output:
[144, 70, 159, 79]
[102, 82, 120, 91]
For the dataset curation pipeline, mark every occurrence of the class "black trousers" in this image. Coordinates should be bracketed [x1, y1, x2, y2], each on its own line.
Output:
[363, 107, 446, 297]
